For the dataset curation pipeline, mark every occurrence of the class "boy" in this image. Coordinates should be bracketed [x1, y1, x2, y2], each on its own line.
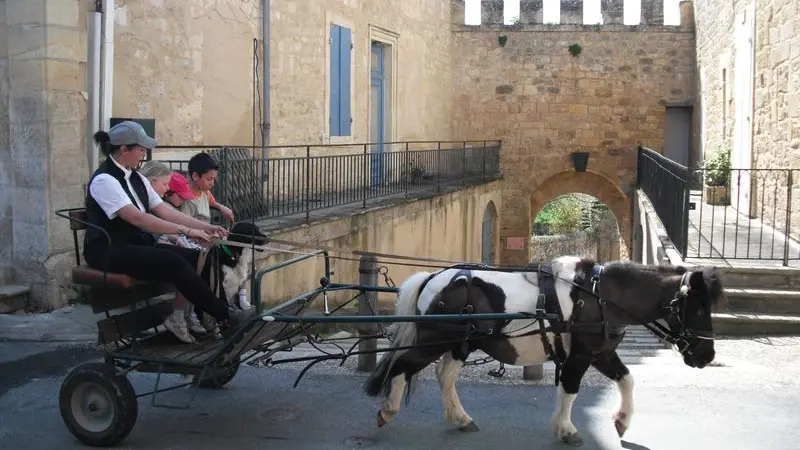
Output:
[181, 152, 234, 224]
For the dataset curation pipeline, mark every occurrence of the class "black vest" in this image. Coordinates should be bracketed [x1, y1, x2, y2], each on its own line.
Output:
[84, 158, 155, 265]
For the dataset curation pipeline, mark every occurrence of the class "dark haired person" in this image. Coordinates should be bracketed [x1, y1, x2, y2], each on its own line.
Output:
[85, 121, 251, 338]
[179, 152, 234, 224]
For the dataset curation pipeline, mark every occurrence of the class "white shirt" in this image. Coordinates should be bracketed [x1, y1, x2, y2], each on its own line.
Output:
[89, 157, 164, 219]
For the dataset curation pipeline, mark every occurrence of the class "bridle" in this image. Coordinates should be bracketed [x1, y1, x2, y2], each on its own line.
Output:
[645, 271, 715, 356]
[565, 267, 715, 358]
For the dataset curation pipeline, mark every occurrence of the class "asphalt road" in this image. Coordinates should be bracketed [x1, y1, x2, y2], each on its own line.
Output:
[0, 342, 798, 450]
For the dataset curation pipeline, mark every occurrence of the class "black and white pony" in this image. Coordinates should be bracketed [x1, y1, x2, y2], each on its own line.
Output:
[364, 256, 725, 446]
[214, 222, 268, 309]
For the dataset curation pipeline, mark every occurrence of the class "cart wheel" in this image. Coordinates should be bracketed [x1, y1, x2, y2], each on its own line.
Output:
[195, 356, 241, 389]
[59, 362, 138, 447]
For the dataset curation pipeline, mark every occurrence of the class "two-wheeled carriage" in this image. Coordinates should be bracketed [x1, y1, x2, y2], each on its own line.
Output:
[55, 207, 569, 447]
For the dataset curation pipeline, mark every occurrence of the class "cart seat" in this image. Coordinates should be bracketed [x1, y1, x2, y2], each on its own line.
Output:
[72, 266, 138, 288]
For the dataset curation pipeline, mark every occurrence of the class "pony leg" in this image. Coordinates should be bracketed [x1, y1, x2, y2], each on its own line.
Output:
[551, 355, 592, 446]
[435, 352, 478, 432]
[376, 347, 444, 427]
[591, 351, 633, 438]
[378, 374, 408, 427]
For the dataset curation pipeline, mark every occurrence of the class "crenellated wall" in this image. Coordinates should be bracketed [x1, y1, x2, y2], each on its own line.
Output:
[470, 0, 674, 26]
[451, 0, 697, 266]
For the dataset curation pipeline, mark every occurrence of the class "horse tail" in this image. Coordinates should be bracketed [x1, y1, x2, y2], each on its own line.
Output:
[364, 271, 432, 398]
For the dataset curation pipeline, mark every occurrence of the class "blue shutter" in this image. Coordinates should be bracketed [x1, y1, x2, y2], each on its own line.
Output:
[338, 26, 352, 136]
[329, 24, 341, 136]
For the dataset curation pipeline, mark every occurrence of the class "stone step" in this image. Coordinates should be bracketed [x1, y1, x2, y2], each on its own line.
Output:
[0, 285, 30, 314]
[712, 312, 800, 336]
[723, 288, 800, 314]
[716, 266, 800, 289]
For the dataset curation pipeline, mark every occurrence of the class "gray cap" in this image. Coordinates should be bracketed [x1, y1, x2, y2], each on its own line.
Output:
[108, 121, 157, 150]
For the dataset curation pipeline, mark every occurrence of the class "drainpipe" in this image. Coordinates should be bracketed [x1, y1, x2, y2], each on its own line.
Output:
[261, 0, 271, 174]
[86, 4, 102, 172]
[100, 0, 115, 131]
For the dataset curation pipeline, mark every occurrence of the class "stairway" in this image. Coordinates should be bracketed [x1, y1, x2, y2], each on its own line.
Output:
[0, 285, 30, 314]
[711, 266, 800, 335]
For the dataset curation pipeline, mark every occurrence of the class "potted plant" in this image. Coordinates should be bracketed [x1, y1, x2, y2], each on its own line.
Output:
[703, 150, 730, 206]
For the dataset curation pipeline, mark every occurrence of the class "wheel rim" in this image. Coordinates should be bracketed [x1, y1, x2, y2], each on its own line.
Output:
[70, 382, 115, 433]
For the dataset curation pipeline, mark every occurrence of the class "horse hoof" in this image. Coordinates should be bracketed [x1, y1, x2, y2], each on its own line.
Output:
[614, 419, 627, 437]
[459, 421, 480, 432]
[561, 432, 584, 446]
[377, 411, 388, 428]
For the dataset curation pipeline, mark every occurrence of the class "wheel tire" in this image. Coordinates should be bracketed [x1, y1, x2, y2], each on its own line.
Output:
[195, 356, 240, 389]
[59, 362, 138, 447]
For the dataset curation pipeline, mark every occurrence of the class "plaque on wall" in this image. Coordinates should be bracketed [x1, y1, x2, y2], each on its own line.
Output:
[506, 237, 526, 250]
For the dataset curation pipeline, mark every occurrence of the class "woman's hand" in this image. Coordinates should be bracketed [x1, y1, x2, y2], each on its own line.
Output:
[205, 224, 229, 239]
[186, 228, 212, 243]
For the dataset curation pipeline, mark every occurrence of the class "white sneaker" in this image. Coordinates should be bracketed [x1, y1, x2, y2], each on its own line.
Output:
[163, 312, 196, 344]
[186, 314, 207, 334]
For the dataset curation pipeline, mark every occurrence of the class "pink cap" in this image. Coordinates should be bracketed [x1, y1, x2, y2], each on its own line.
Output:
[168, 172, 196, 200]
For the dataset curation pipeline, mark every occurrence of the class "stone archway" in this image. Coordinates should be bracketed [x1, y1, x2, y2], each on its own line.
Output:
[529, 171, 631, 261]
[481, 201, 498, 265]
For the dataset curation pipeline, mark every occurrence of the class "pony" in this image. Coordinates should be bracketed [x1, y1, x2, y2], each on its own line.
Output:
[363, 256, 725, 446]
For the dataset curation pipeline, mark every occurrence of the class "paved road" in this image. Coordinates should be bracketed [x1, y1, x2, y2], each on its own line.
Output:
[0, 340, 799, 450]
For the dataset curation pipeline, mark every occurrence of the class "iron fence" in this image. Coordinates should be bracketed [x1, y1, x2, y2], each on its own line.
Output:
[149, 140, 501, 224]
[686, 167, 800, 264]
[637, 146, 690, 257]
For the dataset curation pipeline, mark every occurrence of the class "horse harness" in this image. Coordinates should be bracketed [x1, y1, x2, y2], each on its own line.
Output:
[413, 263, 701, 386]
[534, 263, 627, 385]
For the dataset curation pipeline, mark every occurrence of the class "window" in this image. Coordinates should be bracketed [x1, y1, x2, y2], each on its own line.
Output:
[329, 24, 352, 137]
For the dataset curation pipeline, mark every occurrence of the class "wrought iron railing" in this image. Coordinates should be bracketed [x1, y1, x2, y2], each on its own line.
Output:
[149, 140, 501, 224]
[637, 146, 690, 257]
[686, 167, 800, 264]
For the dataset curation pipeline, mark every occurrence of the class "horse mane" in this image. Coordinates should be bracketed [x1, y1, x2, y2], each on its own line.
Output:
[602, 260, 724, 309]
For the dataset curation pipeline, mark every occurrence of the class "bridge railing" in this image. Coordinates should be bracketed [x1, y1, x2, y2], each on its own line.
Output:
[148, 140, 502, 224]
[636, 146, 690, 257]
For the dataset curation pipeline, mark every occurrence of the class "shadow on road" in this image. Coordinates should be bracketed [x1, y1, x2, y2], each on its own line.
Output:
[622, 440, 652, 450]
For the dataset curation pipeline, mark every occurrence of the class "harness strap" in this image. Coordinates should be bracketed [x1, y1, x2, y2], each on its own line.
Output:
[536, 265, 567, 386]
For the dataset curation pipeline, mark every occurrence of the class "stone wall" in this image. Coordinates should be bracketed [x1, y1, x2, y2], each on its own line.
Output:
[530, 211, 620, 263]
[252, 180, 502, 308]
[451, 4, 696, 266]
[112, 0, 261, 145]
[117, 0, 454, 149]
[1, 0, 87, 307]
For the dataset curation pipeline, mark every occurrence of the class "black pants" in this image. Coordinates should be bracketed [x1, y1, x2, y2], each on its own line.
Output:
[85, 243, 230, 321]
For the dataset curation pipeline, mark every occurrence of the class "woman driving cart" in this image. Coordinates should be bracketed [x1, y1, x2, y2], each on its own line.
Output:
[83, 120, 252, 337]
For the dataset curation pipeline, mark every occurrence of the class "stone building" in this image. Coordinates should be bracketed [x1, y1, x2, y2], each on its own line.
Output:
[1, 0, 708, 309]
[694, 0, 800, 240]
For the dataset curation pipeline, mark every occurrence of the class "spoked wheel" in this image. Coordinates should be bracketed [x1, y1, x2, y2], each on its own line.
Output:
[195, 355, 241, 389]
[59, 362, 138, 447]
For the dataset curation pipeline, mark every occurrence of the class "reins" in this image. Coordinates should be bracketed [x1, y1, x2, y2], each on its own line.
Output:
[219, 231, 710, 354]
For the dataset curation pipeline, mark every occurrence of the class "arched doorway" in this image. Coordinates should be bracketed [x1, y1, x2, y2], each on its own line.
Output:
[481, 201, 498, 265]
[531, 193, 620, 263]
[529, 171, 631, 260]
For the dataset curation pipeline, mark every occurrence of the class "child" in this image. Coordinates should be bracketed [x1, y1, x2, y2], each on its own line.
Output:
[167, 171, 222, 335]
[137, 161, 205, 343]
[181, 152, 234, 224]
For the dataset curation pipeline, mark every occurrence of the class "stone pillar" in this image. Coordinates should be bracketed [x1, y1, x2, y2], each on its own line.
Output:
[601, 0, 624, 24]
[5, 0, 87, 309]
[0, 0, 13, 284]
[679, 0, 695, 30]
[480, 0, 504, 25]
[520, 0, 544, 25]
[640, 0, 664, 26]
[560, 0, 583, 25]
